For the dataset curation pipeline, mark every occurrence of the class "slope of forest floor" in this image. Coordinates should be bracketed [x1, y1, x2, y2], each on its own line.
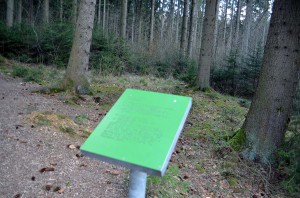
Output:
[0, 60, 288, 198]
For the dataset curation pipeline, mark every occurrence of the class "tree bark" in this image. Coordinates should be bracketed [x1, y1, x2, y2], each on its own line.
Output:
[149, 0, 155, 50]
[180, 0, 189, 54]
[97, 0, 101, 26]
[72, 0, 78, 25]
[28, 0, 34, 25]
[130, 1, 135, 44]
[6, 0, 14, 27]
[64, 0, 96, 95]
[17, 0, 22, 24]
[227, 0, 235, 54]
[197, 0, 218, 90]
[43, 0, 49, 23]
[60, 0, 63, 22]
[241, 0, 300, 163]
[234, 0, 242, 50]
[120, 0, 128, 39]
[168, 0, 175, 39]
[175, 0, 181, 44]
[212, 0, 220, 63]
[103, 0, 106, 30]
[222, 0, 228, 55]
[242, 0, 253, 54]
[137, 0, 142, 44]
[187, 0, 197, 57]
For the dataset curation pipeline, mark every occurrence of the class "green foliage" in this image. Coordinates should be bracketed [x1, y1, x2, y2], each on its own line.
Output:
[75, 114, 88, 125]
[227, 177, 238, 187]
[176, 57, 197, 86]
[147, 164, 190, 197]
[229, 129, 246, 151]
[90, 30, 130, 75]
[212, 47, 263, 98]
[277, 116, 300, 195]
[0, 22, 73, 66]
[0, 54, 5, 63]
[11, 65, 29, 78]
[211, 50, 239, 95]
[11, 65, 44, 83]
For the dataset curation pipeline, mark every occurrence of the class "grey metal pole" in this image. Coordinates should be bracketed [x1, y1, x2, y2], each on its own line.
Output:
[128, 169, 147, 198]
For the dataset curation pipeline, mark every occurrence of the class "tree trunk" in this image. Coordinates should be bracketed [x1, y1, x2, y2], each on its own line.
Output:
[241, 0, 300, 163]
[97, 0, 101, 26]
[17, 0, 22, 24]
[60, 0, 63, 22]
[175, 0, 180, 44]
[196, 0, 205, 54]
[64, 0, 96, 95]
[106, 3, 109, 34]
[137, 0, 142, 44]
[160, 0, 166, 42]
[234, 0, 242, 50]
[193, 2, 199, 50]
[160, 16, 166, 42]
[149, 0, 155, 49]
[187, 0, 197, 57]
[168, 0, 175, 39]
[29, 0, 34, 25]
[227, 0, 234, 54]
[103, 0, 106, 30]
[120, 0, 128, 39]
[212, 0, 220, 64]
[43, 0, 49, 23]
[242, 0, 253, 54]
[222, 0, 228, 55]
[197, 0, 218, 90]
[6, 0, 14, 27]
[180, 0, 189, 54]
[72, 0, 78, 25]
[131, 1, 135, 44]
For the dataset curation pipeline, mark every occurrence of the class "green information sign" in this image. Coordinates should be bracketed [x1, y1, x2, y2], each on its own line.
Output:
[80, 89, 192, 176]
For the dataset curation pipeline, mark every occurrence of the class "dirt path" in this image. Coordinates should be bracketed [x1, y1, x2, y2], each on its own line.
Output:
[0, 74, 127, 198]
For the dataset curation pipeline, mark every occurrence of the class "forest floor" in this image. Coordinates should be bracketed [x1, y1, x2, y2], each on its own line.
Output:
[0, 60, 288, 198]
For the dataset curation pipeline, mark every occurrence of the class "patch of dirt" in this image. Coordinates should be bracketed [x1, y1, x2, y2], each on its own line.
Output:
[0, 73, 127, 198]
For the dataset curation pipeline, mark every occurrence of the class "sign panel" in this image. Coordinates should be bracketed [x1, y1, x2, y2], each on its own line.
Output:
[80, 89, 192, 176]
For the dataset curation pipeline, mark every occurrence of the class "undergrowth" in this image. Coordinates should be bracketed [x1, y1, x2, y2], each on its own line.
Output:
[147, 164, 190, 197]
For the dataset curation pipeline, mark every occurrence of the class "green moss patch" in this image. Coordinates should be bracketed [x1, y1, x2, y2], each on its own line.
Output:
[147, 164, 190, 197]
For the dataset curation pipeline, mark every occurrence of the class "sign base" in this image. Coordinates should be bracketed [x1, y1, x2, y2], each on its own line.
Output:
[129, 170, 147, 198]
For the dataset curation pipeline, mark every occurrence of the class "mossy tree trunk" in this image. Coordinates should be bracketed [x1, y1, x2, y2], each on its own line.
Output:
[241, 0, 300, 163]
[64, 0, 96, 95]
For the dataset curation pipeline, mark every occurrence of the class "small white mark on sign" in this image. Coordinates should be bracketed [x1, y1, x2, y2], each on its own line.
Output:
[173, 100, 177, 103]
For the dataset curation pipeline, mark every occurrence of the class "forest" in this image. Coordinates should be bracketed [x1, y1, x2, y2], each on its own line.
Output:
[0, 0, 299, 197]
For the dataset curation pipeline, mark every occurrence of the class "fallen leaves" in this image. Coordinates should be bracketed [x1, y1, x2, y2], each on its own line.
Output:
[105, 170, 122, 175]
[39, 167, 55, 173]
[67, 144, 78, 149]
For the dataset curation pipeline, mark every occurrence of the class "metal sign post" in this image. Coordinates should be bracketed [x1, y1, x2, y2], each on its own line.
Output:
[128, 170, 147, 198]
[80, 89, 192, 197]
